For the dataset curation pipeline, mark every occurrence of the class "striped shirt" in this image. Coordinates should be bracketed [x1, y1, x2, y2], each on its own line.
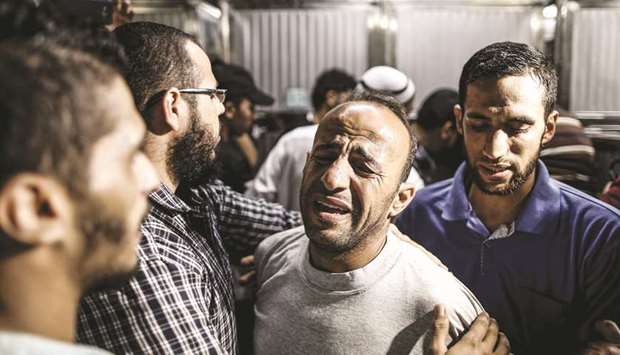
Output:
[76, 182, 301, 354]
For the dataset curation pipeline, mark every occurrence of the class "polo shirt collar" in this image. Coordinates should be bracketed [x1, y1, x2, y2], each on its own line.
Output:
[148, 184, 193, 213]
[442, 160, 561, 235]
[441, 163, 473, 221]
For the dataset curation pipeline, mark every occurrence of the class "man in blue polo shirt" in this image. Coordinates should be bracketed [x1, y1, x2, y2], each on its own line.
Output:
[397, 41, 620, 355]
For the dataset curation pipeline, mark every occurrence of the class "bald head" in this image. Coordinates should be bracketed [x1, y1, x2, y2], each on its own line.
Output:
[323, 90, 416, 182]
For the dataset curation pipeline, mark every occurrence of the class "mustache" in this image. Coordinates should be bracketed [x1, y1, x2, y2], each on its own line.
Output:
[478, 157, 514, 168]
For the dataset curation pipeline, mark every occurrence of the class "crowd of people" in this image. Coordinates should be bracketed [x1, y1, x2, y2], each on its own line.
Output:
[0, 1, 619, 355]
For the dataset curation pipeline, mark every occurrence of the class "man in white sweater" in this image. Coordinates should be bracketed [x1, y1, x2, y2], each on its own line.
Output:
[254, 90, 487, 355]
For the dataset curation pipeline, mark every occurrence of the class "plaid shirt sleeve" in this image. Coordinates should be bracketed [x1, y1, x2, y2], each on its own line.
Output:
[77, 228, 233, 355]
[195, 183, 303, 261]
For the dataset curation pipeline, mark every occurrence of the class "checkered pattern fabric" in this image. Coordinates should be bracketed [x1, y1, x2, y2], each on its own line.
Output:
[76, 183, 301, 354]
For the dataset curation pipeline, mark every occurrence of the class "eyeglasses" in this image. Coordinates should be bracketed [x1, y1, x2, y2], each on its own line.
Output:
[142, 88, 227, 113]
[179, 88, 227, 103]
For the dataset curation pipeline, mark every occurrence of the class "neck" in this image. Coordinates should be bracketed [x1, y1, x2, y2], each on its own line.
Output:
[314, 106, 330, 124]
[0, 250, 81, 342]
[144, 137, 176, 192]
[469, 170, 536, 232]
[308, 223, 389, 273]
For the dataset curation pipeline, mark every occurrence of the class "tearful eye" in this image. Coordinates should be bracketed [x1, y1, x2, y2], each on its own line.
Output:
[506, 124, 530, 135]
[469, 123, 491, 132]
[312, 154, 333, 165]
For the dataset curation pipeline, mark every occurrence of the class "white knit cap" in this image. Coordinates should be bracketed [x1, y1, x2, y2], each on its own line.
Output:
[357, 66, 416, 104]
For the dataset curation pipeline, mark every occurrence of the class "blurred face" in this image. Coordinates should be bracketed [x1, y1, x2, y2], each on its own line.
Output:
[456, 75, 556, 195]
[300, 103, 409, 253]
[414, 124, 443, 154]
[80, 78, 158, 291]
[228, 98, 255, 136]
[167, 41, 225, 186]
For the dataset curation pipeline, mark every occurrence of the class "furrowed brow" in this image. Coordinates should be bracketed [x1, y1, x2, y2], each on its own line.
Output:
[508, 116, 536, 124]
[466, 112, 491, 120]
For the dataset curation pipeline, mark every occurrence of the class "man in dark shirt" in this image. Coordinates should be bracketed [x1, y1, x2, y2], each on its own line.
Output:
[397, 41, 620, 354]
[413, 88, 466, 184]
[77, 22, 301, 354]
[214, 63, 274, 192]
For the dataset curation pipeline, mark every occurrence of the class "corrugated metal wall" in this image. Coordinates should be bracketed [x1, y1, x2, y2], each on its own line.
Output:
[568, 7, 620, 112]
[230, 9, 370, 109]
[394, 5, 542, 108]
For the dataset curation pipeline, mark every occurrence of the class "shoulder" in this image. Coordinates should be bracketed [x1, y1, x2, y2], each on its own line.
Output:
[397, 178, 454, 230]
[558, 180, 620, 220]
[414, 178, 454, 204]
[393, 236, 483, 327]
[255, 226, 307, 276]
[556, 181, 620, 245]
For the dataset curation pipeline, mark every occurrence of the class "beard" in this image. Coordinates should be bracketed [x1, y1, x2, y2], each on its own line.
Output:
[166, 104, 220, 187]
[78, 193, 146, 295]
[468, 147, 540, 196]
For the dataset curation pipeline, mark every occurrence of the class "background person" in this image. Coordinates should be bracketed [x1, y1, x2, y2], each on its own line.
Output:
[214, 62, 275, 193]
[413, 88, 465, 184]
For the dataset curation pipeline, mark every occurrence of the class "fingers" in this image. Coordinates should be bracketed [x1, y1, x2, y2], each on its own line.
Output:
[461, 312, 491, 343]
[430, 304, 449, 355]
[238, 270, 256, 285]
[481, 317, 499, 349]
[493, 332, 511, 355]
[240, 255, 255, 266]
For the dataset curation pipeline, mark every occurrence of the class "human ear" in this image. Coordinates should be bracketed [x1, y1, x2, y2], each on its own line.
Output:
[454, 104, 464, 135]
[388, 182, 416, 218]
[542, 110, 559, 145]
[150, 88, 183, 134]
[0, 174, 72, 247]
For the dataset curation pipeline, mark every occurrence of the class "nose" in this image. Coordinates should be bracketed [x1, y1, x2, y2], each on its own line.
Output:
[482, 129, 509, 161]
[216, 99, 225, 116]
[134, 153, 159, 195]
[320, 158, 351, 192]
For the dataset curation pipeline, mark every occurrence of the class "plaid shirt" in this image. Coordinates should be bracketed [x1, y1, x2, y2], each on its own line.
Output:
[76, 183, 301, 354]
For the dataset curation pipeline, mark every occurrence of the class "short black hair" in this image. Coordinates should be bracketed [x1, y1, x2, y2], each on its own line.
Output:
[311, 69, 357, 111]
[416, 88, 458, 130]
[458, 41, 558, 116]
[0, 0, 127, 70]
[113, 22, 200, 121]
[345, 89, 417, 183]
[0, 41, 119, 196]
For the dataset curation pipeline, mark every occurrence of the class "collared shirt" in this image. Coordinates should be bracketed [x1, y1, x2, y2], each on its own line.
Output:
[396, 161, 620, 355]
[77, 183, 301, 355]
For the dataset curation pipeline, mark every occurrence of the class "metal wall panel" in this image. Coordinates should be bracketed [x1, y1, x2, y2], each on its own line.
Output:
[395, 5, 542, 109]
[569, 7, 620, 112]
[230, 9, 369, 109]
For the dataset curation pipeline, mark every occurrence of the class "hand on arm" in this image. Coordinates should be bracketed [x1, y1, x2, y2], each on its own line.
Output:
[430, 305, 510, 355]
[238, 255, 256, 285]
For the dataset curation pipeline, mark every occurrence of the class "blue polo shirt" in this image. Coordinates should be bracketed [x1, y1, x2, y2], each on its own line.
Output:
[397, 161, 620, 355]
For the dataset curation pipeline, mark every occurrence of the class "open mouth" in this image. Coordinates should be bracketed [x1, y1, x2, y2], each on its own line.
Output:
[315, 200, 350, 215]
[479, 164, 512, 180]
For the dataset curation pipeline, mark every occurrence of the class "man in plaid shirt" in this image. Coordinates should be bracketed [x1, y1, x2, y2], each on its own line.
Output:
[76, 22, 301, 354]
